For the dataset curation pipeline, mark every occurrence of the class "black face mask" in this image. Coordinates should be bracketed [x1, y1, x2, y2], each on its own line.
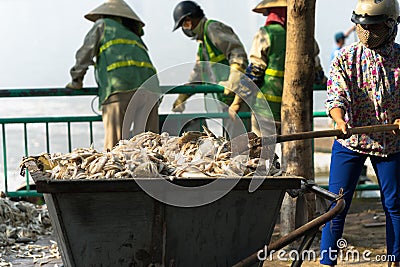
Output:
[182, 28, 196, 38]
[356, 23, 391, 48]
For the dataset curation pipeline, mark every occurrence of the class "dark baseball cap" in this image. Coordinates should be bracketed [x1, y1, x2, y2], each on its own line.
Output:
[335, 32, 346, 42]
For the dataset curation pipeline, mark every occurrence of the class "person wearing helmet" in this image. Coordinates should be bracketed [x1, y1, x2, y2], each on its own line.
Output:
[66, 0, 159, 150]
[320, 0, 400, 266]
[171, 1, 249, 139]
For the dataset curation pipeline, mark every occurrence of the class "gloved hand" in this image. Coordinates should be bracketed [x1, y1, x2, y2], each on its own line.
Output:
[237, 75, 257, 100]
[218, 64, 243, 95]
[66, 80, 83, 89]
[172, 94, 191, 112]
[228, 95, 243, 121]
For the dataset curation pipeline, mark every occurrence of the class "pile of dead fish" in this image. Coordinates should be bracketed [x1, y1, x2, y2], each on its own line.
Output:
[0, 241, 60, 267]
[0, 197, 58, 266]
[21, 131, 280, 180]
[0, 198, 52, 247]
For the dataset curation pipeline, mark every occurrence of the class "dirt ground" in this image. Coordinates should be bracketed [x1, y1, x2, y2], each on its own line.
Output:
[265, 197, 390, 266]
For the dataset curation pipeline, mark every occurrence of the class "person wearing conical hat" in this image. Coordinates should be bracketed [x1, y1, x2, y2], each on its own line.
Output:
[241, 0, 325, 137]
[171, 1, 250, 139]
[66, 0, 159, 151]
[242, 0, 287, 137]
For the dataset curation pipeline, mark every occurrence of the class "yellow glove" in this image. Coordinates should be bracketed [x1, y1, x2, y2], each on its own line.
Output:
[228, 95, 243, 121]
[218, 64, 243, 95]
[66, 80, 83, 89]
[172, 94, 191, 112]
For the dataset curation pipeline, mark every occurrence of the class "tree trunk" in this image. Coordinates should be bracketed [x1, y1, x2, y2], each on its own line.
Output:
[280, 0, 316, 238]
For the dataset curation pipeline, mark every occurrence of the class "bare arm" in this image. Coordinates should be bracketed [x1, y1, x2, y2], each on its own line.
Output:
[393, 118, 400, 134]
[344, 25, 356, 38]
[329, 107, 347, 134]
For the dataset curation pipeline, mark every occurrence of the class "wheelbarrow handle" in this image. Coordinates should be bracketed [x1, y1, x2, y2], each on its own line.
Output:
[232, 185, 346, 267]
[267, 124, 399, 144]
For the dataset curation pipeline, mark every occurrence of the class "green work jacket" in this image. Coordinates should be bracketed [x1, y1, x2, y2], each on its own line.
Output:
[96, 18, 156, 105]
[198, 20, 232, 105]
[254, 24, 286, 121]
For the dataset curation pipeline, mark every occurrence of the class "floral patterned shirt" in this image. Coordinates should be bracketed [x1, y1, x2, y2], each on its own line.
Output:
[326, 41, 400, 156]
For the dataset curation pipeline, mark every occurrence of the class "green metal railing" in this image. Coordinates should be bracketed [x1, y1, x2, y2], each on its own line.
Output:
[0, 85, 250, 197]
[0, 84, 380, 197]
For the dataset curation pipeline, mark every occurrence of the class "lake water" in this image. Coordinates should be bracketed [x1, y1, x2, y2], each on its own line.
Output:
[0, 90, 333, 192]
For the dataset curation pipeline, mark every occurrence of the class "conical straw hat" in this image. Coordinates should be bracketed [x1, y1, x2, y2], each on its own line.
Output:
[253, 0, 287, 14]
[85, 0, 145, 26]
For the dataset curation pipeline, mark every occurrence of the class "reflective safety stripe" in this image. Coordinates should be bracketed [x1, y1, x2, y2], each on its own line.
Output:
[99, 39, 147, 55]
[265, 68, 284, 77]
[107, 60, 156, 72]
[256, 91, 282, 102]
[203, 20, 227, 63]
[205, 44, 227, 63]
[212, 53, 227, 63]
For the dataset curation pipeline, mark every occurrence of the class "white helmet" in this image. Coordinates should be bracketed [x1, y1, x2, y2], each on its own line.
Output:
[351, 0, 400, 24]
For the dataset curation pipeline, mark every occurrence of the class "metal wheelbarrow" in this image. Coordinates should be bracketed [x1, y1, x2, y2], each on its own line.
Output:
[24, 124, 398, 267]
[27, 165, 342, 267]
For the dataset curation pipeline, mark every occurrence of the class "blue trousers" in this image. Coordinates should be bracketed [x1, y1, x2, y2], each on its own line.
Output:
[320, 140, 400, 265]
